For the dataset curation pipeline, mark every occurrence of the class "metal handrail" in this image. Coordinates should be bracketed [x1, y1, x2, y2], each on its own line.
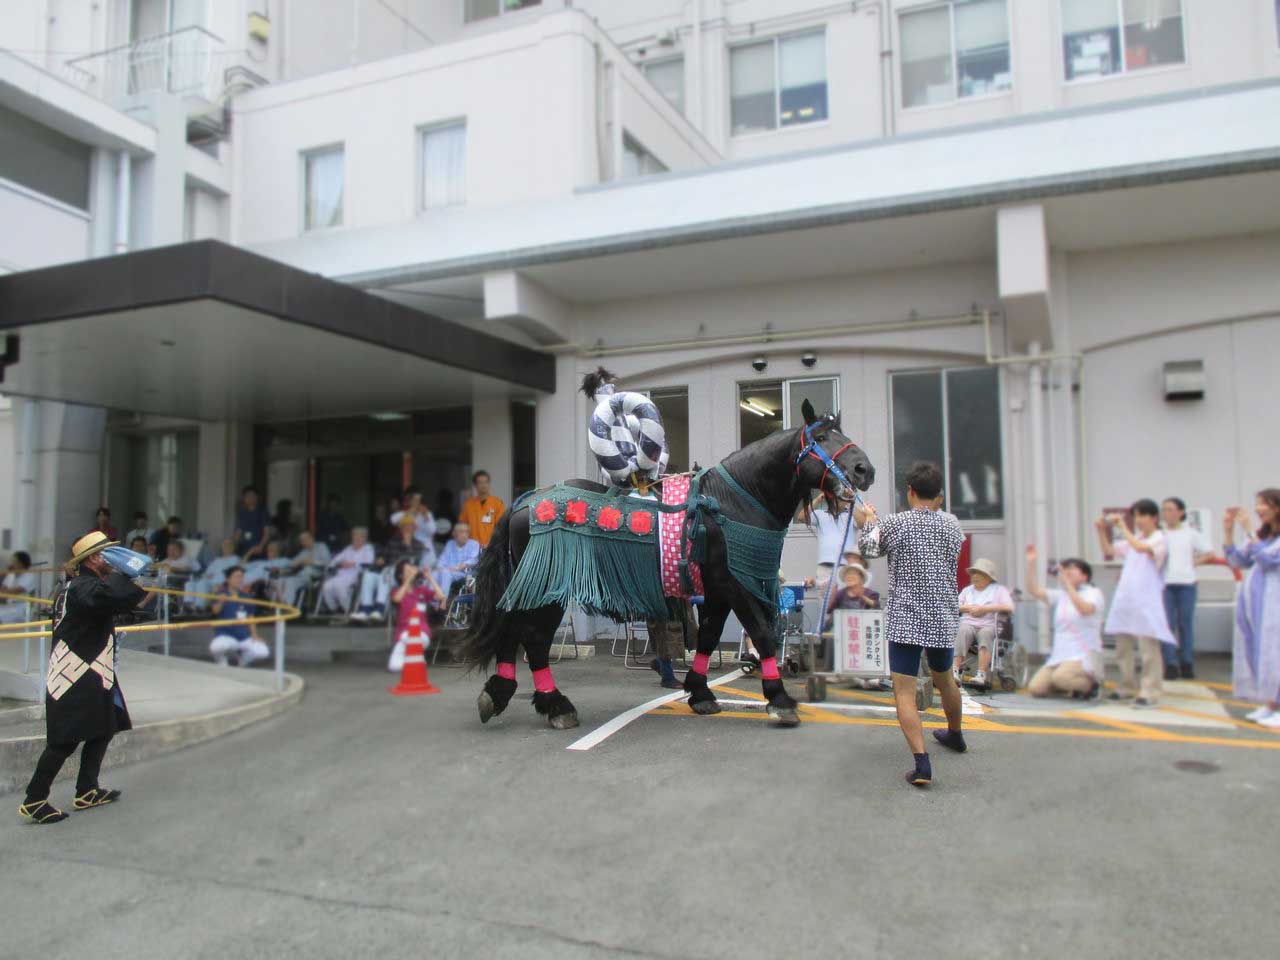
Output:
[64, 25, 228, 105]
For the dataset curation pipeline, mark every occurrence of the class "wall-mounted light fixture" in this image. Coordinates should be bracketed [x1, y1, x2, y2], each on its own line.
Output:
[1163, 360, 1205, 402]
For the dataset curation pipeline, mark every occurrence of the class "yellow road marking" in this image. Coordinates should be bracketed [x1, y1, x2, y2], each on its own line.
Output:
[1155, 705, 1280, 734]
[647, 702, 1280, 750]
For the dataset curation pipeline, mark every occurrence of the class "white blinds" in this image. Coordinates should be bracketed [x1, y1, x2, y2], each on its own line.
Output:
[1062, 0, 1121, 33]
[305, 149, 344, 230]
[901, 5, 952, 63]
[779, 30, 826, 89]
[1122, 0, 1181, 26]
[422, 123, 466, 208]
[955, 0, 1009, 51]
[731, 40, 775, 98]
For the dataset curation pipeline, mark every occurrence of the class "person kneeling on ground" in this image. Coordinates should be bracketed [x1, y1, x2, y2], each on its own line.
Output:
[387, 560, 445, 672]
[209, 566, 270, 667]
[856, 461, 967, 788]
[953, 558, 1013, 689]
[1024, 546, 1105, 699]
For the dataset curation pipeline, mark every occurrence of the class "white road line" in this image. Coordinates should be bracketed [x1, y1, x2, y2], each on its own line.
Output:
[565, 668, 747, 751]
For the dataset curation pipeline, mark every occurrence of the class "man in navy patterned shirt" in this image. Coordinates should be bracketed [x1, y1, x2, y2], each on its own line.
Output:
[856, 461, 967, 787]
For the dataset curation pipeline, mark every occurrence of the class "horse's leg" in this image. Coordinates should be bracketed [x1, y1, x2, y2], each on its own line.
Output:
[525, 605, 579, 730]
[477, 621, 520, 724]
[683, 599, 730, 715]
[735, 598, 799, 726]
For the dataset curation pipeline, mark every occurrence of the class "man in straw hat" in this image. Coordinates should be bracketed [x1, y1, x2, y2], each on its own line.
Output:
[18, 531, 149, 825]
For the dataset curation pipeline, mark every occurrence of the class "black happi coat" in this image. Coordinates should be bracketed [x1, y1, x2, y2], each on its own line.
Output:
[44, 571, 145, 744]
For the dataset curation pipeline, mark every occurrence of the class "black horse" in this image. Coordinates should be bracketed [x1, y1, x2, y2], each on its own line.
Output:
[459, 399, 875, 730]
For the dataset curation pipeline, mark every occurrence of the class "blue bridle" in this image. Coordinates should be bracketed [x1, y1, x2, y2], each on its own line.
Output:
[794, 418, 865, 506]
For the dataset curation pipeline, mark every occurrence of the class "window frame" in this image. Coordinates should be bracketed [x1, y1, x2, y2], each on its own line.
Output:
[1059, 0, 1188, 85]
[735, 375, 841, 448]
[640, 55, 686, 116]
[462, 0, 541, 25]
[887, 364, 1006, 525]
[417, 118, 467, 211]
[299, 143, 345, 234]
[898, 0, 1014, 111]
[728, 27, 830, 138]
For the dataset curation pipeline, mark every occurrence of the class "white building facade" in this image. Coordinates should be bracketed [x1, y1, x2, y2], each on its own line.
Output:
[3, 1, 1280, 648]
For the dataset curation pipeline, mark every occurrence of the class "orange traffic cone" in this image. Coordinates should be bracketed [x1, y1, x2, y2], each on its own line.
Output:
[389, 615, 440, 696]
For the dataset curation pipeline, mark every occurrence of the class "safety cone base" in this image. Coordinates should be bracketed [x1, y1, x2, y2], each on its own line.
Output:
[389, 680, 440, 696]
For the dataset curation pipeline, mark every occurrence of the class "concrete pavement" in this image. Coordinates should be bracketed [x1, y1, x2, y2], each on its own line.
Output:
[2, 654, 1277, 959]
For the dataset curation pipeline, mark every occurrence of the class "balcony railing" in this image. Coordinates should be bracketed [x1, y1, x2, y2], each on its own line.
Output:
[64, 26, 230, 107]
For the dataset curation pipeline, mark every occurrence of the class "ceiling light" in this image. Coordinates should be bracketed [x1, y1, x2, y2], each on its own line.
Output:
[738, 401, 766, 418]
[743, 399, 774, 417]
[369, 412, 410, 422]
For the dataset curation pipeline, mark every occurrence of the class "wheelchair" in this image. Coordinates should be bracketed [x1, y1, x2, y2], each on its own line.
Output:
[739, 583, 808, 676]
[955, 612, 1029, 693]
[443, 569, 477, 630]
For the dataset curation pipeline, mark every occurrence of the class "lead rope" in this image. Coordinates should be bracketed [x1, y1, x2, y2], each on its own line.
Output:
[814, 508, 857, 638]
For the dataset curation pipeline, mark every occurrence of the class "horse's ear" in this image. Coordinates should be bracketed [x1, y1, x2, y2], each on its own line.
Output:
[801, 399, 817, 425]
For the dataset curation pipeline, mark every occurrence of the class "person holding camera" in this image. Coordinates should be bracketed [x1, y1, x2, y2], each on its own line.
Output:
[387, 559, 446, 673]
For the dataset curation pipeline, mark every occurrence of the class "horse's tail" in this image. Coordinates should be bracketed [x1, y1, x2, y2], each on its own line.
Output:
[456, 509, 514, 671]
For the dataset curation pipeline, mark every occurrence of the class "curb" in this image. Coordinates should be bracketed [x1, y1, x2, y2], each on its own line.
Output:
[0, 673, 305, 796]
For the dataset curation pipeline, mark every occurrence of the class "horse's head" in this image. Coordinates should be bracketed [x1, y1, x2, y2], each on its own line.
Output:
[795, 399, 875, 511]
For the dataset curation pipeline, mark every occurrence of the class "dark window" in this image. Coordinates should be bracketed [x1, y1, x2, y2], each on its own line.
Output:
[0, 104, 90, 210]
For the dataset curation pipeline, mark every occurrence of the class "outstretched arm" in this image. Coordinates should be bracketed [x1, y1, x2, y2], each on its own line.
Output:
[1024, 546, 1048, 603]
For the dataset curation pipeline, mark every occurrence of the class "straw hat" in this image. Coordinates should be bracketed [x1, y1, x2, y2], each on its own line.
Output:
[838, 563, 873, 589]
[69, 531, 118, 569]
[967, 558, 999, 582]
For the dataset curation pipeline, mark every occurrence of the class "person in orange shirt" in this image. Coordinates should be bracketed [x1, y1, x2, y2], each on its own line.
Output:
[459, 470, 506, 547]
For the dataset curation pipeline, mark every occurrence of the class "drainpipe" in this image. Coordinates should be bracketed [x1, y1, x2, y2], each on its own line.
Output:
[1027, 342, 1051, 654]
[114, 151, 131, 254]
[691, 0, 703, 132]
[877, 0, 895, 138]
[15, 400, 37, 552]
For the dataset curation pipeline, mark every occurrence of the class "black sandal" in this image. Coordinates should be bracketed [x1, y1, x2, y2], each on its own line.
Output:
[18, 799, 69, 824]
[74, 787, 122, 810]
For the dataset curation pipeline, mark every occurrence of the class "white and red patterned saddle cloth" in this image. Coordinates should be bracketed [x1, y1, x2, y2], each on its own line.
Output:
[658, 475, 704, 598]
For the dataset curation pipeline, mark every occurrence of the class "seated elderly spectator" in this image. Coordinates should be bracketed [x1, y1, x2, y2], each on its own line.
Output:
[319, 527, 375, 616]
[149, 515, 183, 559]
[209, 567, 270, 668]
[241, 541, 291, 595]
[953, 558, 1014, 689]
[435, 521, 481, 599]
[0, 551, 40, 624]
[156, 539, 201, 584]
[353, 515, 434, 622]
[124, 511, 152, 548]
[275, 530, 331, 608]
[186, 538, 240, 609]
[1024, 546, 1105, 699]
[826, 562, 880, 613]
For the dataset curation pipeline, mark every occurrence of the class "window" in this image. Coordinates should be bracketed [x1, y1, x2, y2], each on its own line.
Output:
[900, 1, 1011, 108]
[421, 122, 466, 209]
[642, 58, 685, 115]
[738, 377, 839, 447]
[730, 30, 828, 136]
[303, 146, 343, 231]
[464, 0, 539, 23]
[622, 134, 668, 180]
[890, 367, 1003, 520]
[644, 388, 690, 474]
[1062, 0, 1185, 81]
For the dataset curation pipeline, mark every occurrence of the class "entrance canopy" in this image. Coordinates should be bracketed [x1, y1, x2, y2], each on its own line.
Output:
[0, 240, 555, 421]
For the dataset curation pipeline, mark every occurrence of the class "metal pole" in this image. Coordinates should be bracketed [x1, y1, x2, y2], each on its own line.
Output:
[1028, 342, 1051, 655]
[274, 617, 285, 693]
[162, 590, 171, 657]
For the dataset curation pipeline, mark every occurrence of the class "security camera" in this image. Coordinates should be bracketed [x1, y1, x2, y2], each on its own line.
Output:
[751, 356, 768, 373]
[801, 352, 817, 369]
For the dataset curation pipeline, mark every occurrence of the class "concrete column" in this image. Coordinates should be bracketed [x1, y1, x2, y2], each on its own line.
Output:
[10, 399, 106, 563]
[197, 420, 253, 542]
[535, 354, 582, 487]
[997, 205, 1051, 350]
[87, 147, 117, 257]
[471, 396, 514, 506]
[128, 92, 188, 249]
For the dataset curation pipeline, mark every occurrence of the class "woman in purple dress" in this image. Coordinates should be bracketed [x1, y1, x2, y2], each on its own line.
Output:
[1224, 489, 1280, 728]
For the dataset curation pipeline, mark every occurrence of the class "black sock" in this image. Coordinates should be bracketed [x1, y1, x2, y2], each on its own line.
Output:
[933, 728, 967, 752]
[913, 752, 931, 775]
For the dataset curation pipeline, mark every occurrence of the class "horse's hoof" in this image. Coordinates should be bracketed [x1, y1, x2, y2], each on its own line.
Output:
[768, 706, 800, 726]
[549, 711, 580, 730]
[690, 699, 722, 715]
[477, 691, 496, 724]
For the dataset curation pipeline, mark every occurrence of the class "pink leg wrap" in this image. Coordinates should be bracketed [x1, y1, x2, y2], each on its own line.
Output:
[532, 667, 555, 693]
[691, 653, 710, 675]
[761, 657, 780, 680]
[496, 662, 516, 681]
